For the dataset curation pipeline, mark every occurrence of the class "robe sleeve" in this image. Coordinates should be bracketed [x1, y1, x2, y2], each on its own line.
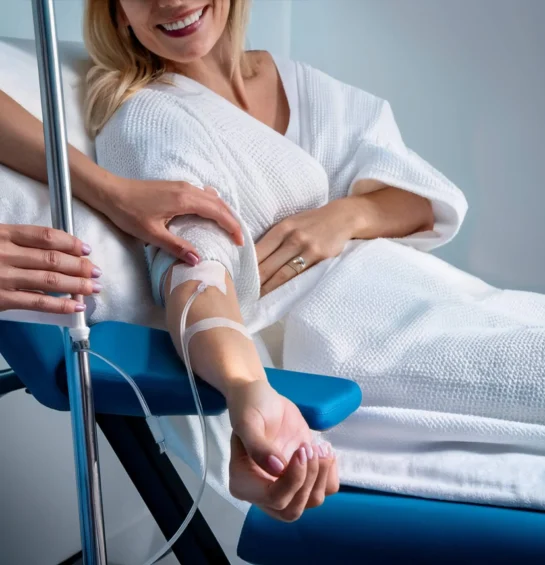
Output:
[348, 99, 468, 251]
[95, 89, 242, 305]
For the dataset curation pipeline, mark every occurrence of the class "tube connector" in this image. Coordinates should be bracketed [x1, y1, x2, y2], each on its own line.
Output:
[69, 325, 91, 344]
[146, 415, 167, 454]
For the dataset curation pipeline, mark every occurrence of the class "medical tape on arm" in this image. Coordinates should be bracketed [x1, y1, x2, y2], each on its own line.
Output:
[170, 260, 252, 345]
[183, 317, 253, 348]
[170, 260, 229, 295]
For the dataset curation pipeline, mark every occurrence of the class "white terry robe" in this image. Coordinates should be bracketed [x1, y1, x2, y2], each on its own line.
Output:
[96, 58, 545, 511]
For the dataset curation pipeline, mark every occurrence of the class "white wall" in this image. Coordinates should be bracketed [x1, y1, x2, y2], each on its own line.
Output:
[0, 0, 85, 42]
[0, 391, 163, 565]
[247, 0, 292, 56]
[291, 0, 545, 293]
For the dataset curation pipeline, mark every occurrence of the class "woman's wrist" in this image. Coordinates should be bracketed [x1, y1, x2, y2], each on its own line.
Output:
[225, 375, 270, 410]
[225, 371, 267, 393]
[337, 187, 434, 241]
[82, 169, 124, 217]
[206, 350, 268, 399]
[68, 148, 122, 215]
[325, 197, 371, 240]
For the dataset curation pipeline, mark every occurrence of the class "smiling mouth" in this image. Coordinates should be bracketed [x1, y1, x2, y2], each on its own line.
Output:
[158, 6, 207, 36]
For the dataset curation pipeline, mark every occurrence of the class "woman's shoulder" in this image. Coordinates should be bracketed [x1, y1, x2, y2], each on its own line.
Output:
[96, 83, 201, 147]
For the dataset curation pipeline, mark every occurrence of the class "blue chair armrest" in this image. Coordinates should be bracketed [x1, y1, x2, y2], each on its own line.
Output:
[0, 320, 361, 430]
[266, 367, 361, 430]
[88, 322, 361, 430]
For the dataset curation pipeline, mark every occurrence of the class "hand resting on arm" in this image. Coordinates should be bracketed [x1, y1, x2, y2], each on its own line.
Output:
[0, 90, 243, 264]
[257, 180, 434, 295]
[165, 265, 339, 522]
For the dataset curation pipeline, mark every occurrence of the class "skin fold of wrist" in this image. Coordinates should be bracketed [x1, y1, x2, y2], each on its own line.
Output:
[224, 374, 270, 408]
[76, 163, 125, 216]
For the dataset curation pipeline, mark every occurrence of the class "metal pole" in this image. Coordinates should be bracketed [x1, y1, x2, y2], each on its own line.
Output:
[32, 1, 108, 563]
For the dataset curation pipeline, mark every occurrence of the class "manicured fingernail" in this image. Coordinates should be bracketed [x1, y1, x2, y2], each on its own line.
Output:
[91, 267, 102, 278]
[318, 444, 327, 459]
[81, 244, 92, 256]
[185, 252, 200, 266]
[92, 282, 103, 293]
[297, 447, 307, 465]
[267, 455, 285, 474]
[75, 303, 86, 312]
[304, 443, 314, 461]
[325, 443, 335, 458]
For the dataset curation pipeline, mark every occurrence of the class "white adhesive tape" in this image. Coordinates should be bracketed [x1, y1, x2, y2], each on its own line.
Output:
[183, 317, 252, 347]
[170, 260, 228, 296]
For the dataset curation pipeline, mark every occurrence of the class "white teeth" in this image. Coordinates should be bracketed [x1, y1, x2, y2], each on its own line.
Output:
[161, 8, 204, 31]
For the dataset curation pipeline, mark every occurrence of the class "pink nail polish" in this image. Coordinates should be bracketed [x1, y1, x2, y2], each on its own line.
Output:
[92, 282, 103, 293]
[318, 444, 327, 459]
[267, 455, 285, 475]
[185, 252, 200, 266]
[91, 267, 102, 278]
[297, 447, 307, 465]
[75, 303, 86, 312]
[81, 244, 92, 256]
[304, 443, 314, 461]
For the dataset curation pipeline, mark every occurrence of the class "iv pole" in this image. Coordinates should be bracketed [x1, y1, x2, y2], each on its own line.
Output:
[31, 1, 108, 563]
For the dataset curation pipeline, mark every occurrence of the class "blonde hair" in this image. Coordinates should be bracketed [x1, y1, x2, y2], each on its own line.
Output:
[84, 0, 252, 137]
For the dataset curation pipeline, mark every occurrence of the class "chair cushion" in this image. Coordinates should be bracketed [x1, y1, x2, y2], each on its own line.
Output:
[238, 488, 545, 565]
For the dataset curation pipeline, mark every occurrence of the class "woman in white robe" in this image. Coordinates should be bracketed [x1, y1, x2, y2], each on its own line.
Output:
[90, 0, 545, 514]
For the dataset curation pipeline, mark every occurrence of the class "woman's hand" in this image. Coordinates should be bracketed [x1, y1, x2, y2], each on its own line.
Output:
[227, 381, 339, 522]
[104, 176, 244, 266]
[257, 185, 434, 296]
[256, 200, 355, 296]
[0, 224, 101, 313]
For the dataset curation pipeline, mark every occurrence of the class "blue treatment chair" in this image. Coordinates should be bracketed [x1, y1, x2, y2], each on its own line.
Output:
[2, 320, 545, 565]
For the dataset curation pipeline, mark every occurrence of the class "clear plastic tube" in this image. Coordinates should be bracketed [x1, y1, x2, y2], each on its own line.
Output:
[83, 283, 210, 565]
[141, 283, 209, 565]
[83, 350, 153, 418]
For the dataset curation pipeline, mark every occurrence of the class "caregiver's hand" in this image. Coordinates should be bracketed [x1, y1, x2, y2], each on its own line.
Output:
[106, 176, 244, 265]
[257, 200, 354, 296]
[0, 224, 101, 313]
[227, 381, 339, 522]
[0, 90, 243, 265]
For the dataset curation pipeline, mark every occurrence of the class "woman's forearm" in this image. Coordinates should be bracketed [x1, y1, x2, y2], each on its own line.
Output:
[0, 90, 115, 213]
[165, 268, 266, 398]
[341, 179, 434, 240]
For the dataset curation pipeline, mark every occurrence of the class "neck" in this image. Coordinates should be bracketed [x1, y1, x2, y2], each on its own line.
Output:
[169, 36, 252, 110]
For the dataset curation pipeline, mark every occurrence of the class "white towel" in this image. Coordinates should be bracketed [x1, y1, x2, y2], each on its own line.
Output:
[0, 164, 164, 328]
[283, 238, 545, 508]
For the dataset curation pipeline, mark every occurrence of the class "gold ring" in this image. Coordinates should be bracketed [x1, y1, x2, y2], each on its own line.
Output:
[286, 256, 306, 275]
